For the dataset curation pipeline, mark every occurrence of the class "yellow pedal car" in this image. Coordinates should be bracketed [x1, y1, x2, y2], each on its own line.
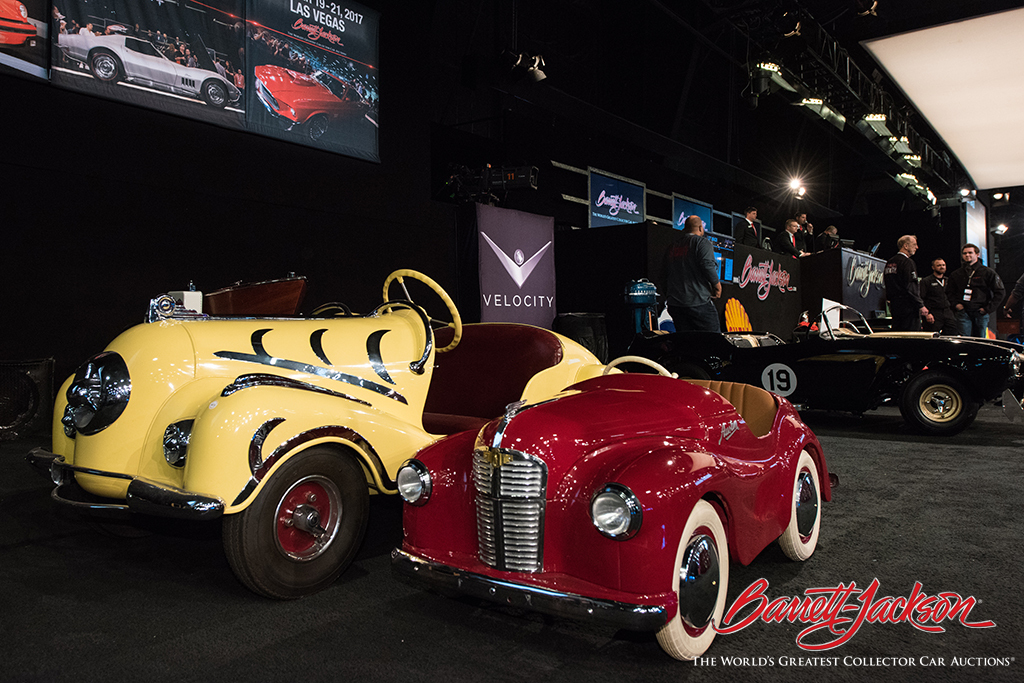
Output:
[28, 270, 607, 599]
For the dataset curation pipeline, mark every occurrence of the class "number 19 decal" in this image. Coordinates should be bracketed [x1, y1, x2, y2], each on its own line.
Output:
[761, 363, 797, 396]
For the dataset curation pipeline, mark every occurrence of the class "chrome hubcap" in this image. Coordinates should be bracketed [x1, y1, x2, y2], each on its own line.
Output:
[93, 55, 116, 79]
[795, 471, 819, 539]
[678, 533, 720, 630]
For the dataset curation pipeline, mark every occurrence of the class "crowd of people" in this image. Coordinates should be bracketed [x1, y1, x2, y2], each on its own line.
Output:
[664, 204, 1014, 340]
[883, 235, 1006, 336]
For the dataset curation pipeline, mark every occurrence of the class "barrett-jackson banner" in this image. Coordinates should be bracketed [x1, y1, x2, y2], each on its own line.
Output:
[477, 203, 556, 328]
[841, 249, 886, 315]
[47, 0, 378, 160]
[723, 244, 804, 336]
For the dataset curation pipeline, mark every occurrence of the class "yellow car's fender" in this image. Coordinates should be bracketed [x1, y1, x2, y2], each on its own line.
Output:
[181, 383, 436, 514]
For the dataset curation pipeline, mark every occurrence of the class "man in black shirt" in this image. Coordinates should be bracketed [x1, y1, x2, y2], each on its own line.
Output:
[815, 225, 840, 252]
[920, 258, 957, 335]
[883, 235, 928, 331]
[948, 243, 1005, 337]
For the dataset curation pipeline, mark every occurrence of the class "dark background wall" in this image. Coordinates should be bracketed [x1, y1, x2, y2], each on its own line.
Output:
[0, 0, 1007, 380]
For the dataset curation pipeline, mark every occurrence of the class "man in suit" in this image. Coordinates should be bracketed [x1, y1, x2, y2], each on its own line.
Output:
[795, 213, 814, 253]
[735, 206, 761, 248]
[774, 219, 806, 257]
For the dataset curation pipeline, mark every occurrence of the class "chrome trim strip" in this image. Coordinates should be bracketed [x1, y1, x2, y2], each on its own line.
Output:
[215, 329, 408, 404]
[125, 479, 224, 520]
[391, 549, 668, 631]
[221, 373, 371, 406]
[366, 329, 396, 385]
[232, 422, 396, 506]
[368, 301, 433, 375]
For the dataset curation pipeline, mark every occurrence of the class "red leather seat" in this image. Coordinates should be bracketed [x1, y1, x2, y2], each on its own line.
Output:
[423, 324, 564, 434]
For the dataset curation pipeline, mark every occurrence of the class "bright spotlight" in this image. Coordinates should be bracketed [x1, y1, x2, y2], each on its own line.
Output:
[789, 178, 802, 190]
[996, 224, 1009, 235]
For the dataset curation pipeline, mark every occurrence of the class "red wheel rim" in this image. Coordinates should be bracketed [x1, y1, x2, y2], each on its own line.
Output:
[274, 475, 342, 561]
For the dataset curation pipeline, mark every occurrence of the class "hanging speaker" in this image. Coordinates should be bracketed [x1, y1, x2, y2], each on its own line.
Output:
[0, 358, 54, 441]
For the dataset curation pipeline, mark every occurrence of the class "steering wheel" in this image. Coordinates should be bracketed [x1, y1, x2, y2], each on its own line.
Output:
[382, 269, 463, 353]
[602, 355, 676, 377]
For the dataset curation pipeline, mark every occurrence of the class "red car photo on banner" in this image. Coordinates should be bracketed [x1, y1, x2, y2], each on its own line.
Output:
[246, 0, 379, 161]
[0, 0, 46, 79]
[50, 0, 246, 128]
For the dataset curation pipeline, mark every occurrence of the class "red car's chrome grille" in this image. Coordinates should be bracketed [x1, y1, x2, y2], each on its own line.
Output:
[473, 447, 546, 572]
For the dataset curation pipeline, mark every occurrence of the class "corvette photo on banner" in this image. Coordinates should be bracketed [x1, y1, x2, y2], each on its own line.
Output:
[50, 0, 246, 129]
[246, 0, 378, 161]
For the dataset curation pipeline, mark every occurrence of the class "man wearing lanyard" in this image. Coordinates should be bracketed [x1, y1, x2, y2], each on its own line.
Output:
[949, 243, 1004, 337]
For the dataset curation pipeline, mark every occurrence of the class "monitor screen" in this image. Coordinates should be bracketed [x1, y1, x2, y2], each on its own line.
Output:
[588, 169, 646, 227]
[672, 195, 713, 232]
[705, 231, 736, 283]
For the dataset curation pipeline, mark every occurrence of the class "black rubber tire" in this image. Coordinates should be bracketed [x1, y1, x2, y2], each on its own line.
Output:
[898, 370, 979, 435]
[306, 114, 329, 141]
[222, 446, 369, 599]
[201, 79, 229, 108]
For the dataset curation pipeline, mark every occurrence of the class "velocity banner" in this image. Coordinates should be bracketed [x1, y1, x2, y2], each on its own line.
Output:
[477, 203, 556, 328]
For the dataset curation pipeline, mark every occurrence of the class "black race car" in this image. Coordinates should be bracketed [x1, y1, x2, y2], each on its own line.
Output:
[628, 305, 1024, 435]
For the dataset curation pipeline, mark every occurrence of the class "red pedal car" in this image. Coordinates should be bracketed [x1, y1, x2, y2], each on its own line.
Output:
[393, 370, 832, 660]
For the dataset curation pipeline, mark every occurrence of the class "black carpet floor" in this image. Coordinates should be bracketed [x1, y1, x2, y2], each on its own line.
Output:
[1, 405, 1021, 683]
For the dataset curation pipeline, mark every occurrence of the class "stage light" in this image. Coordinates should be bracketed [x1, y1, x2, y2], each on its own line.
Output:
[960, 188, 973, 197]
[526, 54, 546, 82]
[797, 186, 806, 197]
[756, 62, 780, 73]
[889, 136, 913, 154]
[789, 178, 802, 190]
[864, 114, 892, 137]
[780, 11, 801, 38]
[903, 154, 922, 167]
[993, 192, 1004, 200]
[855, 0, 878, 17]
[995, 224, 1009, 235]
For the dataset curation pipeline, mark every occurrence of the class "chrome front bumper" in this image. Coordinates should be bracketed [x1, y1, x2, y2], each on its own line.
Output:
[391, 548, 668, 631]
[26, 448, 224, 521]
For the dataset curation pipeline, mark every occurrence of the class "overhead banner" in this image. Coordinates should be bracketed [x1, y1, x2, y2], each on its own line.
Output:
[47, 0, 378, 160]
[246, 0, 379, 160]
[477, 203, 556, 328]
[50, 0, 247, 128]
